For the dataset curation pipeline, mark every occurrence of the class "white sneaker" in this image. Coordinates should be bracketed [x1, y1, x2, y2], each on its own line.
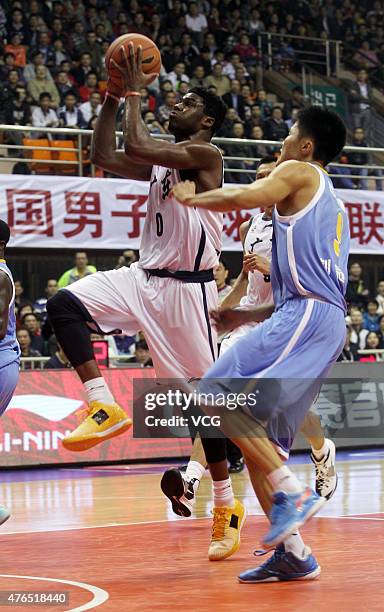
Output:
[160, 468, 199, 517]
[311, 439, 338, 500]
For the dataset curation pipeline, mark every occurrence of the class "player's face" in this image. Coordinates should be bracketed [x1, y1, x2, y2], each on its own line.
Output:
[168, 93, 208, 135]
[278, 122, 312, 164]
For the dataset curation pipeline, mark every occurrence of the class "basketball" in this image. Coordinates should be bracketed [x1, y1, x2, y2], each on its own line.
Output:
[105, 34, 161, 89]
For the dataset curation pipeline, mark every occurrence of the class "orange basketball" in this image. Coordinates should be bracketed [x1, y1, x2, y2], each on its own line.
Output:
[105, 34, 161, 89]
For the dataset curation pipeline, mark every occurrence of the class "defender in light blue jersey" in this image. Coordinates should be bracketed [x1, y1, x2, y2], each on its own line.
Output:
[174, 106, 348, 582]
[0, 219, 19, 526]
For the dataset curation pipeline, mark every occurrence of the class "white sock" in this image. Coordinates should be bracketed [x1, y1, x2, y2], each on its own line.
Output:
[267, 465, 303, 494]
[185, 460, 205, 484]
[212, 477, 235, 507]
[84, 377, 115, 405]
[311, 439, 329, 461]
[284, 531, 308, 560]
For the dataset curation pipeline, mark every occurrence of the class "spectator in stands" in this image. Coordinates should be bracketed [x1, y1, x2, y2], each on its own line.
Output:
[348, 127, 369, 190]
[14, 280, 25, 312]
[129, 340, 153, 368]
[0, 69, 22, 107]
[0, 52, 21, 81]
[16, 327, 41, 366]
[189, 65, 207, 89]
[28, 65, 60, 108]
[55, 70, 76, 104]
[33, 279, 58, 323]
[328, 153, 355, 189]
[79, 92, 102, 125]
[205, 62, 231, 96]
[363, 300, 381, 332]
[256, 89, 273, 119]
[44, 343, 71, 369]
[167, 62, 190, 90]
[349, 309, 369, 349]
[378, 315, 384, 347]
[214, 257, 232, 302]
[244, 104, 265, 136]
[283, 86, 304, 120]
[52, 38, 70, 69]
[376, 281, 384, 314]
[58, 251, 96, 287]
[359, 331, 382, 362]
[346, 262, 369, 308]
[24, 52, 54, 84]
[78, 72, 100, 102]
[115, 249, 139, 269]
[144, 111, 167, 134]
[18, 303, 34, 323]
[263, 106, 289, 141]
[70, 52, 95, 87]
[32, 31, 55, 66]
[4, 85, 31, 146]
[58, 90, 86, 129]
[185, 2, 208, 46]
[157, 91, 177, 124]
[216, 107, 241, 137]
[348, 69, 373, 136]
[337, 326, 358, 362]
[31, 92, 59, 137]
[5, 32, 27, 67]
[222, 79, 246, 120]
[22, 313, 45, 354]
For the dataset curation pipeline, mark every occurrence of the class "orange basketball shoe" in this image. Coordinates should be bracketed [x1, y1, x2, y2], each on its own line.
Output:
[62, 401, 132, 452]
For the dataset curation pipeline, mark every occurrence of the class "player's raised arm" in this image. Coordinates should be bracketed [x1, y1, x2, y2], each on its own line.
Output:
[173, 160, 314, 212]
[113, 44, 225, 177]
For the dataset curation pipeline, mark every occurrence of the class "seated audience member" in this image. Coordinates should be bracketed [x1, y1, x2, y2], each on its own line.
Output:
[58, 90, 86, 128]
[33, 279, 58, 323]
[58, 251, 96, 287]
[16, 327, 42, 368]
[44, 344, 72, 369]
[129, 341, 153, 367]
[22, 313, 45, 354]
[214, 257, 232, 303]
[349, 309, 369, 349]
[376, 281, 384, 315]
[31, 92, 59, 137]
[378, 316, 384, 347]
[345, 262, 369, 309]
[363, 300, 380, 332]
[337, 326, 358, 362]
[359, 332, 382, 362]
[79, 91, 102, 124]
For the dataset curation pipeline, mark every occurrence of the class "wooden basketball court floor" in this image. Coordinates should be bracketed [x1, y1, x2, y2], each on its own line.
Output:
[0, 449, 383, 612]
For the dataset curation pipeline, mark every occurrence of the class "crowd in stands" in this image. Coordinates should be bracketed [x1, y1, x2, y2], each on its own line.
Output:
[0, 0, 382, 185]
[12, 251, 384, 368]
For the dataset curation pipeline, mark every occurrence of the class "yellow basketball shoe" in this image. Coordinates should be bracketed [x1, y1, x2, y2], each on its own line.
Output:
[62, 401, 132, 452]
[208, 498, 247, 561]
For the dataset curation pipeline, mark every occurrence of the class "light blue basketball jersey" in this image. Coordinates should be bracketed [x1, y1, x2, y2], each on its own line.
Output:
[271, 163, 350, 312]
[0, 261, 20, 368]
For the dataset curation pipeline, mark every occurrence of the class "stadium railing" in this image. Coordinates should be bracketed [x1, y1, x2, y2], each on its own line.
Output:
[0, 124, 383, 187]
[256, 31, 341, 78]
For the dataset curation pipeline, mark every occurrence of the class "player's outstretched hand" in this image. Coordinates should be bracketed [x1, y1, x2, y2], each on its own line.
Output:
[210, 308, 248, 333]
[243, 253, 270, 275]
[111, 43, 158, 92]
[172, 180, 196, 205]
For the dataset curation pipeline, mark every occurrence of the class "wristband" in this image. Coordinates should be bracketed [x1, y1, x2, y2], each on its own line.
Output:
[105, 91, 121, 103]
[125, 91, 141, 98]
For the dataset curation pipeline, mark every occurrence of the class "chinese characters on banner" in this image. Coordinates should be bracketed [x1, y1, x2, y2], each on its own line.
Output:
[1, 175, 383, 252]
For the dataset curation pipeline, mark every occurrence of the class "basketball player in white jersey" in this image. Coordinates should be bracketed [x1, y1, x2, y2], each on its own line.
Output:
[161, 157, 337, 521]
[47, 47, 247, 551]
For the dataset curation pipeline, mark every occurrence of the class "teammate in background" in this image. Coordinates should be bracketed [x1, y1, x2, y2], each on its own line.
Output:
[162, 156, 337, 522]
[0, 219, 20, 525]
[173, 107, 349, 581]
[47, 47, 246, 558]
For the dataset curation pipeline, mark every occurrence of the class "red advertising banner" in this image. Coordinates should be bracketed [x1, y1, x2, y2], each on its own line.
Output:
[1, 174, 383, 253]
[2, 368, 192, 467]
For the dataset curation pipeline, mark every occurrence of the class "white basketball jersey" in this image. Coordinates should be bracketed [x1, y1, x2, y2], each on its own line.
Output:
[139, 165, 223, 272]
[240, 212, 274, 307]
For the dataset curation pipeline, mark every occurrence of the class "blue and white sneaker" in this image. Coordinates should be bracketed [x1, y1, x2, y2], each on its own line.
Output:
[238, 545, 321, 583]
[262, 487, 326, 549]
[0, 505, 10, 526]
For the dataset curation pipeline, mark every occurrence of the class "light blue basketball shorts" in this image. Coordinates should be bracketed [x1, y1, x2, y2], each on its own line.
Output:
[0, 359, 19, 417]
[198, 297, 346, 455]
